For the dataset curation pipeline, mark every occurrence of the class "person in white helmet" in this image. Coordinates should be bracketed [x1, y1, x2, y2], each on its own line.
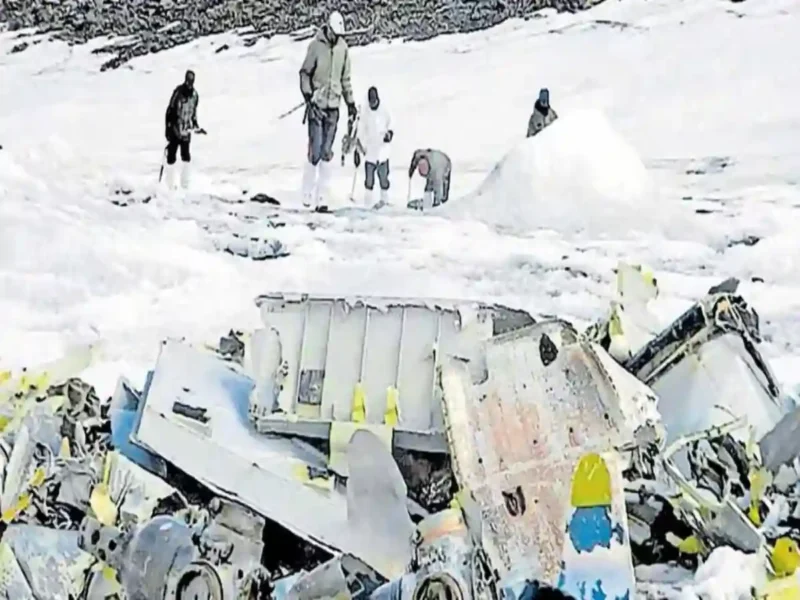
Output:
[353, 86, 393, 208]
[298, 10, 357, 212]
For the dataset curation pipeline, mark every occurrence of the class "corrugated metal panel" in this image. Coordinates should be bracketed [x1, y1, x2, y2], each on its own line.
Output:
[249, 294, 506, 454]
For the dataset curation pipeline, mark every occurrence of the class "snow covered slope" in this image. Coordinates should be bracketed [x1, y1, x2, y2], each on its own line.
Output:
[1, 0, 799, 405]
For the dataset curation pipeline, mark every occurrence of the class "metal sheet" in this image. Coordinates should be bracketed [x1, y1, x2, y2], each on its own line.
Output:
[441, 321, 644, 584]
[250, 294, 504, 454]
[130, 340, 376, 563]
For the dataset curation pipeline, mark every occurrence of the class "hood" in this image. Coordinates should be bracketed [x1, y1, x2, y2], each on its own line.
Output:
[363, 92, 379, 111]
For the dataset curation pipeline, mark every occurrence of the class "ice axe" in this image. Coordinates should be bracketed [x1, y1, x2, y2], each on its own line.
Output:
[278, 101, 305, 121]
[157, 144, 168, 182]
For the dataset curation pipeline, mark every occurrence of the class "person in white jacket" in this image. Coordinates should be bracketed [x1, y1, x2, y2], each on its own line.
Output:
[353, 86, 393, 208]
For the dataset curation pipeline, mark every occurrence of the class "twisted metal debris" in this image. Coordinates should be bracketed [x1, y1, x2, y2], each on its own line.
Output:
[2, 267, 800, 599]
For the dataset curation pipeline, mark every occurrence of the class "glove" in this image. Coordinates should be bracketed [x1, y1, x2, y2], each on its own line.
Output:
[195, 127, 207, 135]
[347, 103, 357, 119]
[354, 149, 361, 167]
[302, 92, 312, 104]
[383, 130, 393, 143]
[305, 102, 321, 122]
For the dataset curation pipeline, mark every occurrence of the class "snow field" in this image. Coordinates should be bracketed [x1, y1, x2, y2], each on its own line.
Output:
[0, 0, 799, 454]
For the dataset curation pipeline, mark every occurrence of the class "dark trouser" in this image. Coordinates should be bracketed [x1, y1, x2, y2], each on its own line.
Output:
[307, 106, 339, 165]
[166, 133, 191, 164]
[424, 171, 451, 205]
[365, 160, 390, 190]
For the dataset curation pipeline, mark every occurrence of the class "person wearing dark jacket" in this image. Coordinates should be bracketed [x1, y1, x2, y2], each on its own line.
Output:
[527, 88, 558, 138]
[164, 70, 203, 189]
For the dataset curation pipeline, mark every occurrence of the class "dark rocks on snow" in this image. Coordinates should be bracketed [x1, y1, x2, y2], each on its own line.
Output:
[727, 234, 761, 248]
[707, 277, 739, 295]
[250, 192, 280, 206]
[2, 0, 605, 71]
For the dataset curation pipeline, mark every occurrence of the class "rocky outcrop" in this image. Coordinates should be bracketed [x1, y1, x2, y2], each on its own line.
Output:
[1, 0, 604, 71]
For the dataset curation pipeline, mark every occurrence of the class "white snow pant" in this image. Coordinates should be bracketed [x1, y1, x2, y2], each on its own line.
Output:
[303, 105, 339, 207]
[301, 161, 333, 207]
[302, 161, 317, 206]
[164, 133, 192, 190]
[363, 187, 389, 207]
[164, 162, 191, 190]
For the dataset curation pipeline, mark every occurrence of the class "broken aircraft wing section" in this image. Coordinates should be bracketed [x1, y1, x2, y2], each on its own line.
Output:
[440, 319, 659, 587]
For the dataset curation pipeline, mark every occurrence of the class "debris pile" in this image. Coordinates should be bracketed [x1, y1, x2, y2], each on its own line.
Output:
[3, 265, 800, 599]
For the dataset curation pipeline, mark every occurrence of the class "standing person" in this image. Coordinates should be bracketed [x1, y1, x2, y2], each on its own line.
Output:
[299, 10, 357, 212]
[164, 69, 203, 189]
[353, 86, 393, 208]
[408, 148, 452, 210]
[526, 88, 558, 138]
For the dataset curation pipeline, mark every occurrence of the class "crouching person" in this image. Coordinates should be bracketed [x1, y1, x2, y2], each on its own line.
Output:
[354, 86, 393, 208]
[408, 148, 451, 210]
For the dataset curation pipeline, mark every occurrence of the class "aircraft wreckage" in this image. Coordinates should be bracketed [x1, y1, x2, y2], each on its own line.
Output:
[2, 263, 800, 599]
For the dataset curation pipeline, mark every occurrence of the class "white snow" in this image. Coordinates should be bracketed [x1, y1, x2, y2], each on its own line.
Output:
[0, 0, 796, 409]
[2, 0, 799, 593]
[636, 549, 768, 600]
[682, 547, 768, 600]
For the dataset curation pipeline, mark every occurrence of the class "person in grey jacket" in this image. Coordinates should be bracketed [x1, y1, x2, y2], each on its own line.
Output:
[408, 148, 452, 210]
[164, 70, 203, 189]
[527, 88, 558, 138]
[299, 10, 357, 211]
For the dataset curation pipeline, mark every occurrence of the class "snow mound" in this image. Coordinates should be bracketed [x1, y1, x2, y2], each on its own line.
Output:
[448, 109, 673, 237]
